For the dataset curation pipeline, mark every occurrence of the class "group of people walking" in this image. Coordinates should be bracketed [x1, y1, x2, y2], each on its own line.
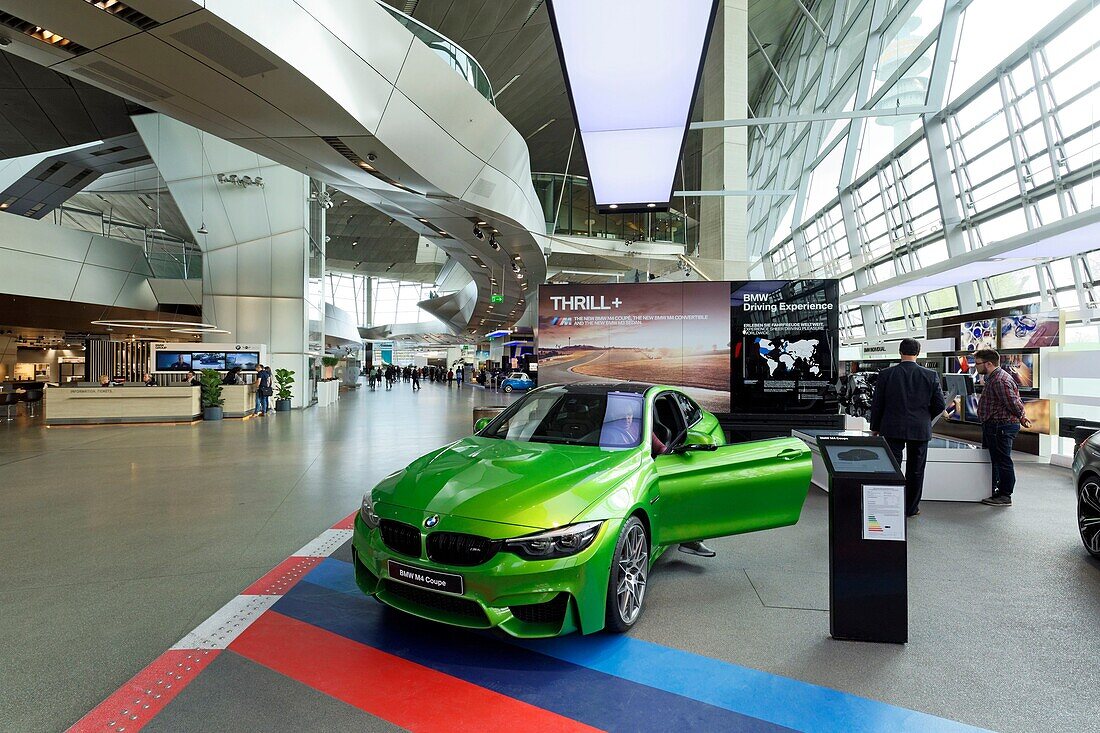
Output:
[365, 364, 517, 392]
[366, 364, 461, 391]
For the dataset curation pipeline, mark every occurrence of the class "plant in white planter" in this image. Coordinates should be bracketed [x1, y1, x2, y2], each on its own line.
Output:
[200, 369, 225, 420]
[274, 368, 294, 411]
[322, 355, 339, 381]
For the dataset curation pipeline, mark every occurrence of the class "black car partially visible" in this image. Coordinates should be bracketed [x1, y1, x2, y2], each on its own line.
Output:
[1071, 430, 1100, 558]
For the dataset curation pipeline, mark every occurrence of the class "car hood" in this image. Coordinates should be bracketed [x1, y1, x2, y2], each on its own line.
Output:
[374, 436, 640, 530]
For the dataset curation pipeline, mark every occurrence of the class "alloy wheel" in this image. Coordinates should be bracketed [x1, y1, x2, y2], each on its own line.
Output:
[616, 523, 648, 623]
[1079, 479, 1100, 557]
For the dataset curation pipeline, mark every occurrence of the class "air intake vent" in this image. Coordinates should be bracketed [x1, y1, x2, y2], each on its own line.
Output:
[62, 168, 98, 189]
[0, 12, 89, 54]
[72, 66, 155, 104]
[321, 137, 419, 195]
[84, 0, 159, 31]
[117, 154, 151, 166]
[80, 61, 172, 101]
[170, 23, 277, 78]
[322, 136, 365, 166]
[35, 161, 66, 182]
[91, 145, 126, 157]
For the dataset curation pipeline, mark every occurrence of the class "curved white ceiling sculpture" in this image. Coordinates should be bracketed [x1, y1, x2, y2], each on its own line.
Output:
[0, 0, 546, 337]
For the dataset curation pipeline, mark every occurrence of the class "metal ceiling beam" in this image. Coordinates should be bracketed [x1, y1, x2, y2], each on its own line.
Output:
[675, 189, 798, 196]
[691, 106, 936, 129]
[748, 25, 791, 98]
[793, 0, 828, 40]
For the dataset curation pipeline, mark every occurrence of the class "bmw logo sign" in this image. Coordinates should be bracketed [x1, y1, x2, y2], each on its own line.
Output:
[424, 515, 440, 528]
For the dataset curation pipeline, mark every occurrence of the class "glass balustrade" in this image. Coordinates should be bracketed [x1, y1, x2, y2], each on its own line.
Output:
[532, 172, 696, 247]
[378, 2, 494, 104]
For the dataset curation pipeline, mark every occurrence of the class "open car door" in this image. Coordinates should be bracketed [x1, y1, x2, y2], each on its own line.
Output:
[650, 393, 811, 546]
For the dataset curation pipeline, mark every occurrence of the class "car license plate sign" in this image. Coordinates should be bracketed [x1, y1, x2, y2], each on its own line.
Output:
[388, 560, 464, 595]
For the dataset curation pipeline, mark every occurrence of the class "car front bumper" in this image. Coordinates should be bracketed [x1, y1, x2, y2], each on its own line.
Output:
[352, 511, 619, 638]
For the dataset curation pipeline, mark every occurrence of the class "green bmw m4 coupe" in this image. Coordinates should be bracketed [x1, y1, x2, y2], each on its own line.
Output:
[352, 383, 812, 637]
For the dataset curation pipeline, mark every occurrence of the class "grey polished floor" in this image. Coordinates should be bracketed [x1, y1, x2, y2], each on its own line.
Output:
[1, 383, 1097, 732]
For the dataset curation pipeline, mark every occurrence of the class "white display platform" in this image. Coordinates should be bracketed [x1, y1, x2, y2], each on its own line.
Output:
[317, 380, 340, 407]
[793, 428, 991, 502]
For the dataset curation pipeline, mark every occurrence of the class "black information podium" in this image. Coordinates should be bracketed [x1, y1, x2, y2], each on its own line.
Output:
[817, 434, 908, 644]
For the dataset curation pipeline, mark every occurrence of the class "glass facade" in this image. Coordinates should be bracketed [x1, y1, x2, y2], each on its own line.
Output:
[325, 271, 448, 328]
[532, 172, 698, 246]
[748, 0, 1098, 342]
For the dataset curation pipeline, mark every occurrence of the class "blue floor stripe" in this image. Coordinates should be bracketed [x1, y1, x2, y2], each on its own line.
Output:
[274, 579, 790, 733]
[299, 557, 988, 733]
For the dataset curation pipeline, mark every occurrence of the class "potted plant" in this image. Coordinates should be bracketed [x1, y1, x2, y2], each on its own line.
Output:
[199, 368, 224, 420]
[321, 355, 339, 380]
[274, 368, 294, 411]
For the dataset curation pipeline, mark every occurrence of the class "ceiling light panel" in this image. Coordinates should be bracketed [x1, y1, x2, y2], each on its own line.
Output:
[547, 0, 717, 212]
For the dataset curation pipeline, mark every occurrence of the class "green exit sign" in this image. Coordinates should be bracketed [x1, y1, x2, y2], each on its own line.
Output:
[490, 293, 504, 303]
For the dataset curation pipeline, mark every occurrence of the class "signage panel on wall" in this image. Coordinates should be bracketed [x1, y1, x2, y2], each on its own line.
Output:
[151, 343, 266, 373]
[536, 280, 839, 416]
[731, 280, 839, 414]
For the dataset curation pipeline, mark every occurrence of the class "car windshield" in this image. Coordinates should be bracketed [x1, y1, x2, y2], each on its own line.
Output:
[481, 387, 644, 448]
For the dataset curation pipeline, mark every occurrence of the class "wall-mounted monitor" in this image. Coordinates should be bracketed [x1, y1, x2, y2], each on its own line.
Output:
[960, 320, 998, 352]
[1022, 398, 1050, 434]
[1000, 313, 1059, 348]
[225, 351, 260, 370]
[192, 352, 226, 370]
[1001, 353, 1036, 390]
[945, 355, 975, 374]
[155, 352, 192, 371]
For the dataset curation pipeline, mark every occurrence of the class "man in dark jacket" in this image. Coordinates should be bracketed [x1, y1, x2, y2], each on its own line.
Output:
[869, 338, 947, 517]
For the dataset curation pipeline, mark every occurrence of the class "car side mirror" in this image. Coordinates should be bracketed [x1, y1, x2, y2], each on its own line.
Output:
[474, 417, 491, 433]
[670, 443, 719, 455]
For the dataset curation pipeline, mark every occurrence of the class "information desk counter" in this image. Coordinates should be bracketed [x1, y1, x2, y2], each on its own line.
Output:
[46, 386, 201, 425]
[793, 428, 991, 502]
[45, 384, 257, 424]
[221, 384, 257, 418]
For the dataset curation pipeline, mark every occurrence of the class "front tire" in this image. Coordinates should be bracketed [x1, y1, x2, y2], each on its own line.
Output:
[605, 516, 649, 633]
[503, 384, 513, 393]
[1079, 475, 1100, 558]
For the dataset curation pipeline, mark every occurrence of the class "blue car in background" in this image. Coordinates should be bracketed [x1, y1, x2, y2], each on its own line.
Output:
[500, 372, 534, 392]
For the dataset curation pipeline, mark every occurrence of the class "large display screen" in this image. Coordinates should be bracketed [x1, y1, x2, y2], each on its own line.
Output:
[192, 352, 226, 370]
[156, 352, 192, 371]
[225, 351, 260, 370]
[822, 444, 897, 474]
[1000, 312, 1060, 348]
[960, 320, 998, 352]
[536, 280, 839, 416]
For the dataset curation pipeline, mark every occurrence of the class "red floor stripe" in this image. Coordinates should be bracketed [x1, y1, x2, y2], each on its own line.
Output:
[241, 556, 323, 595]
[331, 511, 357, 530]
[231, 611, 601, 733]
[67, 649, 220, 733]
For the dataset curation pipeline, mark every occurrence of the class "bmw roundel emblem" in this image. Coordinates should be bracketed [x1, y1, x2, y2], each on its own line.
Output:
[424, 515, 440, 528]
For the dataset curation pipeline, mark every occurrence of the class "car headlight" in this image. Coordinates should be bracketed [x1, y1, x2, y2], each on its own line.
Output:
[360, 493, 380, 529]
[503, 520, 603, 560]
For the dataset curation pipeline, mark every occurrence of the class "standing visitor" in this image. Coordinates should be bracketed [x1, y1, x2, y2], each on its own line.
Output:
[412, 368, 420, 391]
[447, 368, 454, 387]
[456, 366, 464, 388]
[255, 364, 272, 415]
[974, 349, 1031, 507]
[869, 338, 946, 517]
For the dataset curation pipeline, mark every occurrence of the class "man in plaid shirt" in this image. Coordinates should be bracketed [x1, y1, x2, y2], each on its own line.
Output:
[974, 349, 1032, 506]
